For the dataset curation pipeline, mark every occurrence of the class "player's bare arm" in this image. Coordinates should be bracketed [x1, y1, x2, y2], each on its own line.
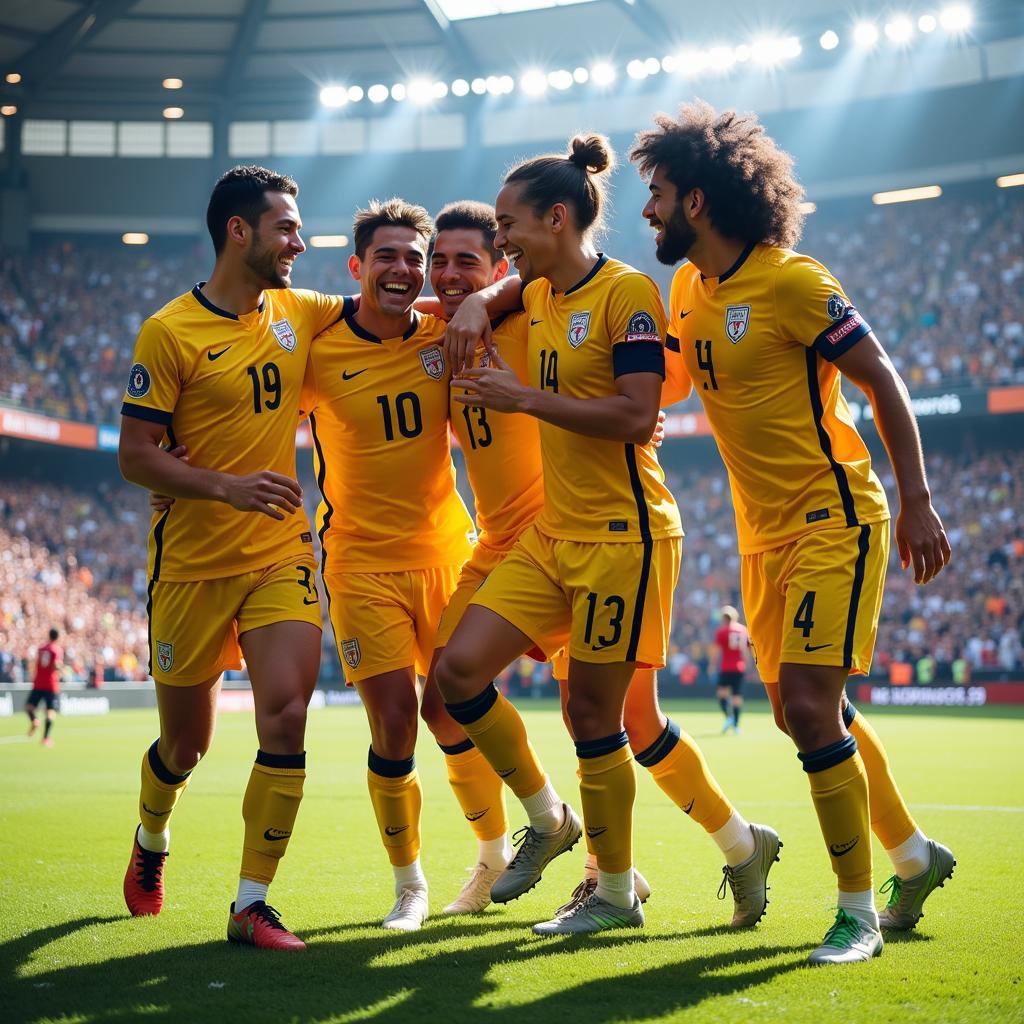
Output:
[118, 416, 302, 521]
[444, 275, 523, 369]
[834, 332, 951, 585]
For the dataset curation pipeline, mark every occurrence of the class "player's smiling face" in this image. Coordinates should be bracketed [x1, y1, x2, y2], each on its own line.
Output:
[642, 164, 696, 266]
[353, 226, 427, 316]
[494, 182, 557, 286]
[430, 228, 508, 319]
[245, 191, 305, 288]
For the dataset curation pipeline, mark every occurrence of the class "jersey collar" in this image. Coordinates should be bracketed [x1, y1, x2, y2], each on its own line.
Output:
[344, 309, 420, 344]
[558, 253, 608, 296]
[192, 282, 266, 320]
[698, 242, 756, 285]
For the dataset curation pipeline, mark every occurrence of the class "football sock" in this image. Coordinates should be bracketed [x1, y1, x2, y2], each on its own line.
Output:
[393, 857, 427, 895]
[596, 868, 635, 910]
[800, 737, 873, 895]
[478, 835, 513, 871]
[136, 823, 170, 854]
[439, 738, 509, 842]
[837, 888, 880, 930]
[732, 704, 742, 727]
[885, 828, 932, 879]
[719, 696, 730, 717]
[367, 749, 422, 867]
[445, 684, 547, 800]
[635, 719, 735, 834]
[844, 702, 919, 852]
[26, 707, 37, 724]
[711, 812, 757, 867]
[139, 739, 191, 836]
[44, 717, 54, 740]
[577, 732, 635, 876]
[235, 879, 268, 912]
[520, 780, 564, 833]
[239, 750, 305, 885]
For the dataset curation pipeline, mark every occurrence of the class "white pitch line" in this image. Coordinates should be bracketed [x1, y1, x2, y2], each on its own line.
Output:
[0, 736, 29, 745]
[743, 798, 1024, 813]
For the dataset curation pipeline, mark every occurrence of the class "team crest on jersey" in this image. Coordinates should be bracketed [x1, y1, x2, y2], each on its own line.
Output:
[826, 293, 847, 321]
[567, 311, 591, 348]
[341, 638, 362, 669]
[725, 305, 750, 344]
[155, 641, 173, 673]
[271, 318, 297, 352]
[420, 346, 445, 380]
[126, 362, 151, 399]
[625, 310, 661, 343]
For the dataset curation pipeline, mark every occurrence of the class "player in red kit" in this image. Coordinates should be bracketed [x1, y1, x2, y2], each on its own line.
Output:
[714, 607, 749, 734]
[26, 628, 63, 747]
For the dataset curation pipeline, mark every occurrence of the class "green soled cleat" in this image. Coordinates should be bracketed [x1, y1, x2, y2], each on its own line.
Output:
[533, 892, 644, 935]
[808, 908, 883, 965]
[878, 840, 956, 930]
[490, 803, 582, 904]
[717, 824, 783, 927]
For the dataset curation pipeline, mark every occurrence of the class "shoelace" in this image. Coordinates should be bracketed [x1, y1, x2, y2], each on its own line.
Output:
[133, 847, 165, 893]
[508, 825, 542, 865]
[393, 889, 424, 915]
[246, 901, 287, 932]
[717, 864, 747, 903]
[879, 874, 902, 908]
[821, 908, 863, 948]
[563, 891, 599, 920]
[557, 878, 596, 916]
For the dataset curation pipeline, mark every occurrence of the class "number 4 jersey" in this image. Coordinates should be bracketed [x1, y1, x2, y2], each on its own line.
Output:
[300, 308, 473, 575]
[121, 284, 344, 581]
[667, 243, 889, 555]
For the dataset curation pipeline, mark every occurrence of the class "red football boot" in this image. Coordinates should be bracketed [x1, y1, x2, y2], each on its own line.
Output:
[227, 901, 306, 951]
[123, 829, 168, 916]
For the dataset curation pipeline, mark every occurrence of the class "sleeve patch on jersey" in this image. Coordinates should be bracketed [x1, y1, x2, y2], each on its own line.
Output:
[567, 311, 591, 348]
[725, 305, 750, 344]
[419, 345, 445, 380]
[126, 362, 152, 399]
[612, 340, 665, 378]
[826, 293, 848, 321]
[624, 310, 661, 343]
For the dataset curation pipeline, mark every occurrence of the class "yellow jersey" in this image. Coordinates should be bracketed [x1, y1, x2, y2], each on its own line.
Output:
[121, 284, 344, 582]
[451, 312, 545, 551]
[521, 255, 682, 543]
[302, 309, 474, 574]
[667, 243, 889, 555]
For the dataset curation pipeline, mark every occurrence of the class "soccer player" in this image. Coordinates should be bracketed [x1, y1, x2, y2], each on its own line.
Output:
[714, 606, 750, 733]
[25, 628, 62, 747]
[630, 103, 955, 964]
[301, 198, 478, 932]
[435, 134, 682, 936]
[119, 165, 344, 950]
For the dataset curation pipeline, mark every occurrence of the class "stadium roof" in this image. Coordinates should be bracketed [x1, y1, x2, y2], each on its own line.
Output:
[1, 0, 1022, 120]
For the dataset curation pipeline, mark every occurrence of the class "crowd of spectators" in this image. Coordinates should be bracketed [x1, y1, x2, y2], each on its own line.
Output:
[0, 185, 1021, 427]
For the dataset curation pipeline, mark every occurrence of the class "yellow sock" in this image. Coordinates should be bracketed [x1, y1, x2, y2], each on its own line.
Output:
[801, 738, 872, 893]
[139, 739, 190, 834]
[239, 750, 305, 884]
[577, 733, 635, 875]
[845, 703, 918, 849]
[445, 684, 545, 800]
[636, 719, 734, 833]
[441, 740, 508, 842]
[367, 750, 422, 867]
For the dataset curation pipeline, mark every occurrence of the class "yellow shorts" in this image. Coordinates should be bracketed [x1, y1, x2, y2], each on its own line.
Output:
[148, 555, 322, 686]
[325, 565, 462, 685]
[470, 525, 681, 668]
[434, 541, 509, 650]
[741, 521, 889, 684]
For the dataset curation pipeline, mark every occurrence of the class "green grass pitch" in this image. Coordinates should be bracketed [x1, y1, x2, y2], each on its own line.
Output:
[2, 701, 1022, 1024]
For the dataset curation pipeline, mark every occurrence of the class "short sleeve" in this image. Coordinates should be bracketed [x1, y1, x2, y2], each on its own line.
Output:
[293, 289, 347, 335]
[492, 312, 530, 385]
[120, 318, 182, 426]
[775, 256, 871, 361]
[607, 272, 667, 378]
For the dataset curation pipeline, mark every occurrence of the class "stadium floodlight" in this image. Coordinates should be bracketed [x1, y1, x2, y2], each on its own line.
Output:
[471, 77, 487, 95]
[819, 30, 839, 50]
[390, 83, 407, 101]
[678, 50, 709, 77]
[996, 173, 1024, 188]
[707, 46, 736, 71]
[162, 78, 182, 90]
[918, 13, 938, 32]
[853, 21, 880, 48]
[872, 184, 942, 205]
[644, 56, 661, 75]
[368, 83, 389, 103]
[734, 43, 751, 62]
[319, 85, 349, 108]
[348, 85, 364, 102]
[573, 66, 589, 83]
[590, 62, 616, 86]
[499, 75, 515, 93]
[799, 201, 817, 215]
[884, 16, 915, 44]
[162, 106, 184, 119]
[520, 68, 548, 96]
[451, 78, 470, 96]
[5, 72, 21, 84]
[485, 75, 502, 95]
[626, 59, 648, 80]
[751, 36, 801, 66]
[939, 4, 972, 32]
[548, 69, 574, 90]
[122, 233, 149, 245]
[407, 78, 434, 105]
[432, 80, 449, 99]
[309, 235, 349, 247]
[1, 104, 17, 116]
[660, 54, 678, 73]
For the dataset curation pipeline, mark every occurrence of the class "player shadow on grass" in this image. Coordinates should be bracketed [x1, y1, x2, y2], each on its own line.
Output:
[3, 913, 810, 1024]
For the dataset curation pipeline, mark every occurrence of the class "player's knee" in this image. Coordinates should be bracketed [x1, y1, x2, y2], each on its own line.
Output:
[781, 694, 830, 748]
[565, 689, 614, 742]
[269, 696, 308, 747]
[434, 646, 478, 702]
[367, 700, 418, 759]
[622, 702, 662, 752]
[164, 739, 207, 775]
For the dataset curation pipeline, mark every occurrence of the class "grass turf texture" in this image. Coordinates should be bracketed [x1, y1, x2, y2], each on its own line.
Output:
[1, 701, 1022, 1024]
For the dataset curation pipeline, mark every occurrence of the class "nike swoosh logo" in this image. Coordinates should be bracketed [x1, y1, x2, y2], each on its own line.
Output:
[586, 826, 608, 838]
[530, 319, 543, 326]
[302, 596, 318, 605]
[384, 825, 409, 836]
[829, 837, 860, 857]
[264, 828, 291, 842]
[679, 310, 692, 319]
[142, 803, 170, 817]
[683, 798, 695, 815]
[207, 347, 231, 361]
[804, 643, 833, 652]
[465, 809, 488, 822]
[342, 369, 367, 380]
[497, 768, 516, 778]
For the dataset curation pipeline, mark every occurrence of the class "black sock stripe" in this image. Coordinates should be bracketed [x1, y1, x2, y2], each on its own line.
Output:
[438, 738, 475, 756]
[576, 730, 629, 759]
[445, 682, 498, 725]
[634, 718, 681, 767]
[148, 739, 191, 784]
[255, 749, 306, 770]
[843, 525, 871, 668]
[798, 734, 858, 773]
[842, 701, 857, 729]
[367, 748, 415, 778]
